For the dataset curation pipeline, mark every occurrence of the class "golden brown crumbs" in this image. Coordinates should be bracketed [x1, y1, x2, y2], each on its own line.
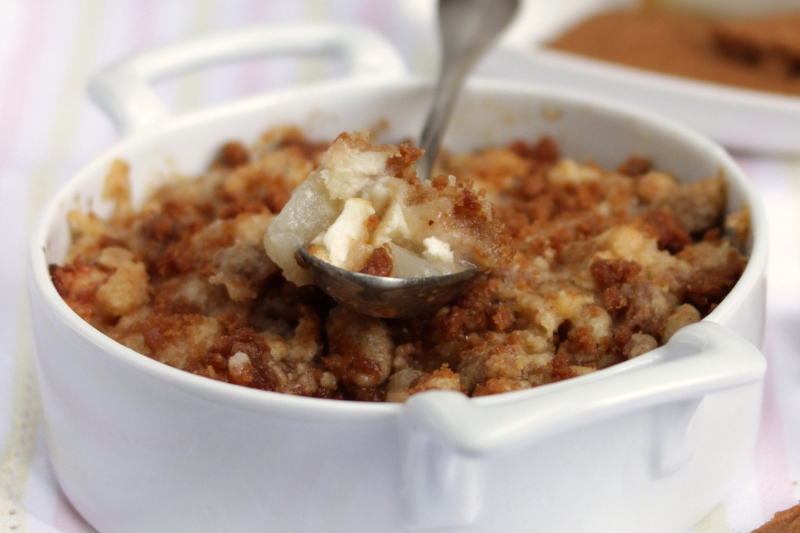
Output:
[50, 128, 748, 402]
[359, 246, 394, 277]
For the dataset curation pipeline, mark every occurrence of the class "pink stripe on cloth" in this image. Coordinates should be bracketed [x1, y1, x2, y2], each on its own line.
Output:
[235, 0, 275, 96]
[0, 0, 47, 166]
[753, 325, 796, 518]
[360, 0, 391, 36]
[734, 156, 799, 520]
[133, 0, 159, 47]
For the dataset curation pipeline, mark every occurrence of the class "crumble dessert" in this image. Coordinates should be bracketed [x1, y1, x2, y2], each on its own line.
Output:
[714, 14, 800, 76]
[749, 502, 800, 533]
[50, 128, 748, 402]
[264, 131, 513, 284]
[548, 8, 800, 96]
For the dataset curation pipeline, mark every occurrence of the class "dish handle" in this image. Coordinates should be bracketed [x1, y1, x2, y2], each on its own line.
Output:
[398, 321, 765, 527]
[88, 23, 408, 136]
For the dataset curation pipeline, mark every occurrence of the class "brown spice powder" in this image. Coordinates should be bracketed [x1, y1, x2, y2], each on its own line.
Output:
[548, 8, 800, 96]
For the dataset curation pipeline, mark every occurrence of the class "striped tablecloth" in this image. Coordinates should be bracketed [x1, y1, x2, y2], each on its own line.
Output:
[0, 1, 797, 532]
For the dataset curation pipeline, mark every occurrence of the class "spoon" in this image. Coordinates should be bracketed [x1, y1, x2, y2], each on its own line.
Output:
[300, 0, 519, 318]
[416, 0, 520, 182]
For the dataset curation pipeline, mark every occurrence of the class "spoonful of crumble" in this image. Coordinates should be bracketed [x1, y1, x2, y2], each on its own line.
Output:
[263, 0, 519, 317]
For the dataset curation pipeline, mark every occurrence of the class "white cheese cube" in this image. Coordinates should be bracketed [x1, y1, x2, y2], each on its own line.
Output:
[422, 236, 455, 264]
[315, 198, 375, 268]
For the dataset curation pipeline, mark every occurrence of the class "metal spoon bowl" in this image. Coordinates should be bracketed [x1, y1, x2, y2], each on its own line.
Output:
[302, 0, 519, 318]
[298, 248, 478, 318]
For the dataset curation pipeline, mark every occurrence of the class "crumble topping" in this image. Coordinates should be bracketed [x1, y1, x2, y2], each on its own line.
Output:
[50, 128, 748, 402]
[264, 131, 513, 284]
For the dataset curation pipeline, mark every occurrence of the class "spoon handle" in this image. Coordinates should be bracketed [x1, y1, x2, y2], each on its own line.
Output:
[417, 0, 519, 181]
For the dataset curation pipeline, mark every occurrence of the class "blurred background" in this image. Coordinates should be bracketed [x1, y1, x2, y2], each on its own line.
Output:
[0, 0, 438, 207]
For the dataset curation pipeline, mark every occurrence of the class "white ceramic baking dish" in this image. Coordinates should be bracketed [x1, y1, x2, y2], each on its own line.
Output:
[476, 0, 800, 155]
[28, 23, 767, 533]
